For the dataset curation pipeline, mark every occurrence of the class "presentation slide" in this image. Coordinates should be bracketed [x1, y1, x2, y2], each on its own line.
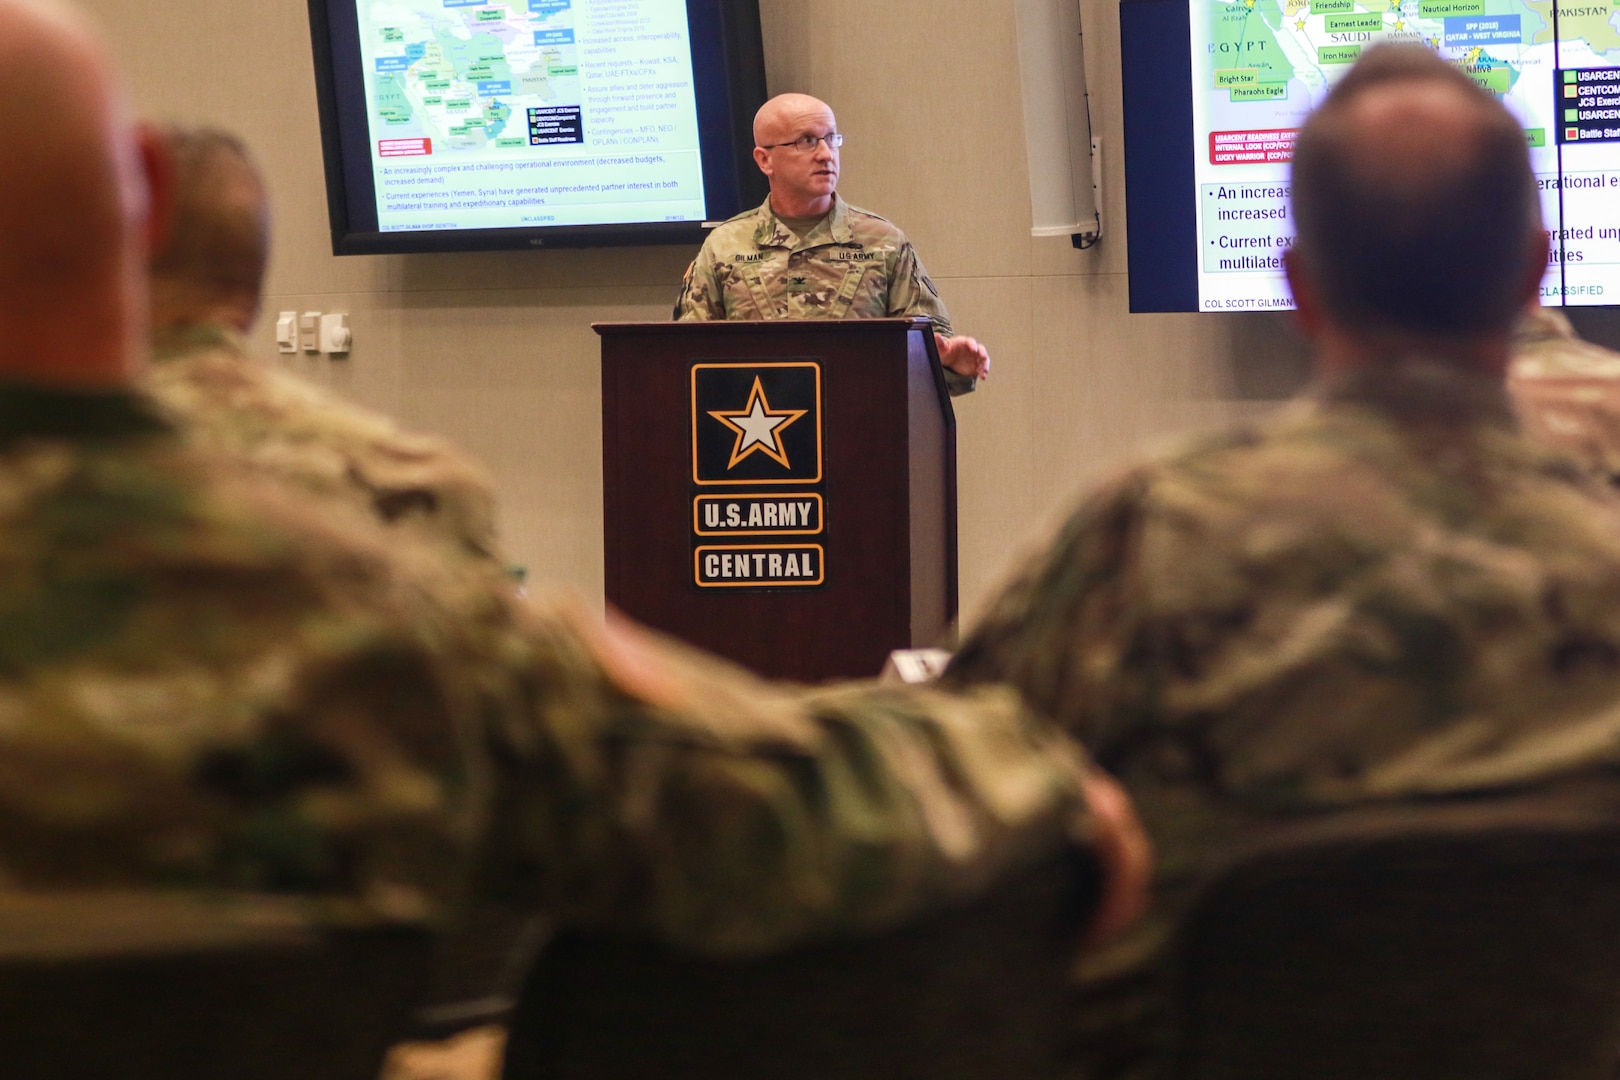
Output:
[355, 0, 707, 233]
[1190, 0, 1620, 311]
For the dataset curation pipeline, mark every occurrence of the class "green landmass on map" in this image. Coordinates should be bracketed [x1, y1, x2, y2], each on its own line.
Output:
[436, 31, 514, 85]
[374, 73, 413, 124]
[1449, 44, 1522, 96]
[445, 123, 490, 150]
[516, 70, 558, 100]
[1524, 0, 1620, 50]
[1210, 0, 1298, 85]
[483, 101, 512, 139]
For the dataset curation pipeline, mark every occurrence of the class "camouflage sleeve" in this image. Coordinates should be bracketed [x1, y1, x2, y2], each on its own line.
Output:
[674, 243, 727, 321]
[945, 472, 1155, 749]
[348, 434, 502, 563]
[888, 242, 975, 397]
[480, 601, 1094, 957]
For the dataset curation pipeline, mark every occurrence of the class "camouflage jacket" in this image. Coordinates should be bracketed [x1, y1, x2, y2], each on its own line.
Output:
[1509, 304, 1620, 488]
[948, 359, 1620, 1077]
[0, 382, 1092, 958]
[674, 195, 974, 396]
[147, 322, 501, 563]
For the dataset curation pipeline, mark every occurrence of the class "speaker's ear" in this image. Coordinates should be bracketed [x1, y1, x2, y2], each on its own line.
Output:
[136, 122, 177, 260]
[1013, 0, 1102, 246]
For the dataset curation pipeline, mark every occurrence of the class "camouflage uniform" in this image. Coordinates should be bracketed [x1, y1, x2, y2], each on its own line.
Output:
[947, 359, 1620, 1078]
[1509, 304, 1620, 487]
[0, 380, 1094, 958]
[148, 322, 500, 562]
[674, 194, 976, 396]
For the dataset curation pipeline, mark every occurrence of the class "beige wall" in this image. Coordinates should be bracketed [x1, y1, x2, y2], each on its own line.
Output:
[81, 0, 1308, 626]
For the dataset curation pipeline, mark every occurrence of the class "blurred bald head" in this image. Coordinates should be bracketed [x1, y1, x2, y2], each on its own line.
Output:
[1290, 45, 1542, 344]
[0, 0, 156, 386]
[149, 128, 270, 334]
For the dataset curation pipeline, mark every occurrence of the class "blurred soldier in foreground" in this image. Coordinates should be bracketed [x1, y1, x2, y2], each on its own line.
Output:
[948, 44, 1620, 1079]
[1509, 303, 1620, 487]
[146, 126, 500, 562]
[0, 0, 1147, 1036]
[674, 92, 990, 396]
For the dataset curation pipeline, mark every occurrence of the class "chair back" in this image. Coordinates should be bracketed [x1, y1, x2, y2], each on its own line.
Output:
[1171, 798, 1620, 1080]
[502, 853, 1097, 1080]
[0, 894, 432, 1080]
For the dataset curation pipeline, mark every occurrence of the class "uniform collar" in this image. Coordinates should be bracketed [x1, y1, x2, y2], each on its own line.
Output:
[752, 193, 853, 250]
[1513, 305, 1576, 349]
[1311, 357, 1518, 429]
[0, 381, 174, 443]
[150, 321, 246, 364]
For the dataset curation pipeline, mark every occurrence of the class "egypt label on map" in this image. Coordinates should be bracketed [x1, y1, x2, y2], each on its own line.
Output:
[356, 0, 707, 232]
[1189, 0, 1620, 309]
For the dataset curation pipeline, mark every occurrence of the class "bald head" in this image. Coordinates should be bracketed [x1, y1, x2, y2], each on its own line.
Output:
[150, 128, 271, 334]
[0, 0, 154, 386]
[1290, 45, 1542, 340]
[753, 94, 834, 148]
[752, 94, 840, 218]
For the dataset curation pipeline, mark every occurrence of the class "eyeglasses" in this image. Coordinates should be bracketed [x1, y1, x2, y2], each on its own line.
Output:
[760, 132, 844, 153]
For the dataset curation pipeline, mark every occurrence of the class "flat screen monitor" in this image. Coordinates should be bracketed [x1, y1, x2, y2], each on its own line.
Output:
[1121, 0, 1620, 313]
[306, 0, 768, 254]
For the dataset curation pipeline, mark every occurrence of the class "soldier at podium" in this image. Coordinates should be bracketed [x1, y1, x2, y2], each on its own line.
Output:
[674, 93, 990, 397]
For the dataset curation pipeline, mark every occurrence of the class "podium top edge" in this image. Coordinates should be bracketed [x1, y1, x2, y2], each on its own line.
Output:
[592, 318, 932, 336]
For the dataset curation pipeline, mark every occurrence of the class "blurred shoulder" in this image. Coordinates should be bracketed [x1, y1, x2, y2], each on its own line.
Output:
[147, 341, 499, 557]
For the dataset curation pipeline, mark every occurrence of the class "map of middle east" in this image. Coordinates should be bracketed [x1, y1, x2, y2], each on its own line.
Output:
[1191, 0, 1620, 309]
[351, 0, 708, 234]
[364, 0, 580, 153]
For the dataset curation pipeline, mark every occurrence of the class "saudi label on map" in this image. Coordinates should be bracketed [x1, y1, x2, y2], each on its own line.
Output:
[358, 0, 706, 232]
[1190, 0, 1620, 309]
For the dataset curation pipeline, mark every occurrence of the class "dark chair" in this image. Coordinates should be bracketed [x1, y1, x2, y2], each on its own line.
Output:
[501, 853, 1099, 1080]
[0, 893, 433, 1080]
[407, 905, 550, 1038]
[1169, 798, 1620, 1080]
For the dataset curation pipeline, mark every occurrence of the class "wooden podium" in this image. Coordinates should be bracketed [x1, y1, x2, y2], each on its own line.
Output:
[596, 318, 957, 682]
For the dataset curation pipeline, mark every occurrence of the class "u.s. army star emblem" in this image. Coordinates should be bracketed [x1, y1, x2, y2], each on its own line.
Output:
[690, 362, 823, 486]
[707, 377, 806, 469]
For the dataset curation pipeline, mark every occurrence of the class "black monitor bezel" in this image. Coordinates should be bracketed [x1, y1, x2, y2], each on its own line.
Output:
[305, 0, 769, 255]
